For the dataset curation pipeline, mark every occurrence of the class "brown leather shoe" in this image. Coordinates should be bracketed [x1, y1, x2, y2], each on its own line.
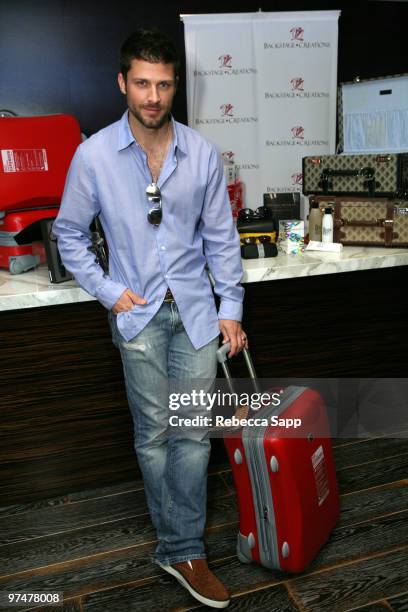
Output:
[157, 558, 230, 608]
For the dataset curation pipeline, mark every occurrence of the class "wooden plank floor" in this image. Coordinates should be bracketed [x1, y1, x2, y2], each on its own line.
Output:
[0, 432, 407, 612]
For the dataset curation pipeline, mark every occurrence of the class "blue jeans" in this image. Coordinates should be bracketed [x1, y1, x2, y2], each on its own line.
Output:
[109, 301, 218, 564]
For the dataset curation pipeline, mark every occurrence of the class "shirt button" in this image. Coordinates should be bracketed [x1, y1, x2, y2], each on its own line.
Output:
[161, 246, 166, 251]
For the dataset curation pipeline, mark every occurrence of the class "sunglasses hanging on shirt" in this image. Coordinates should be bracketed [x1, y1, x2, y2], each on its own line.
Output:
[146, 182, 162, 226]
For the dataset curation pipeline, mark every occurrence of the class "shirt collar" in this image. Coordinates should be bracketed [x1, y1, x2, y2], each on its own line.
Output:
[117, 110, 186, 156]
[117, 110, 134, 151]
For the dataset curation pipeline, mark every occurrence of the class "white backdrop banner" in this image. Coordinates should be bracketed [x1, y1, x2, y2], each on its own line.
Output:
[182, 11, 340, 212]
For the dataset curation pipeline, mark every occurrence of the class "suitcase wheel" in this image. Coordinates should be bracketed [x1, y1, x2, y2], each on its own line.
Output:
[282, 541, 290, 559]
[270, 456, 279, 472]
[236, 531, 255, 564]
[233, 448, 243, 464]
[236, 548, 252, 564]
[9, 254, 39, 274]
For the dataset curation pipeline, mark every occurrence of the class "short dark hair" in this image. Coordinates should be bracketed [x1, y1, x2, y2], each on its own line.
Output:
[120, 28, 180, 80]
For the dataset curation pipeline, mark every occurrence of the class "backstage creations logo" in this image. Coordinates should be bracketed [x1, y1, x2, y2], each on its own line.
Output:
[265, 77, 330, 100]
[290, 27, 304, 41]
[291, 77, 304, 90]
[222, 150, 235, 163]
[219, 54, 232, 68]
[193, 54, 257, 77]
[265, 171, 303, 193]
[195, 104, 258, 126]
[291, 171, 303, 186]
[221, 103, 234, 118]
[264, 26, 331, 50]
[222, 150, 259, 172]
[292, 125, 304, 140]
[265, 126, 328, 147]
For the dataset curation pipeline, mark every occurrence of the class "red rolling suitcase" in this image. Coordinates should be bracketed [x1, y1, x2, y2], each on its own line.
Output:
[216, 344, 340, 573]
[0, 114, 81, 211]
[0, 114, 81, 272]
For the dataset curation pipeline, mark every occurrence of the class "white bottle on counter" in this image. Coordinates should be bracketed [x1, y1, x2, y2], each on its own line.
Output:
[308, 201, 322, 241]
[322, 207, 334, 243]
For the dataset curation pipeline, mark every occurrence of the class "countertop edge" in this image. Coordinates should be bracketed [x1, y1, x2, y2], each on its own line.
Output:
[1, 247, 408, 312]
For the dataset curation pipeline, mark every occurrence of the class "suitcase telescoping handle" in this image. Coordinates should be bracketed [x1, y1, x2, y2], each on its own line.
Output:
[216, 342, 261, 394]
[209, 268, 261, 392]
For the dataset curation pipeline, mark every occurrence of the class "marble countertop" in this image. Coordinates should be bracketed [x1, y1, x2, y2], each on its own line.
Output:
[241, 245, 408, 283]
[0, 267, 95, 312]
[1, 246, 408, 312]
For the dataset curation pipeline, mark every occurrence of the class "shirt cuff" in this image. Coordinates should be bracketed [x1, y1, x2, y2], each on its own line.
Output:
[94, 277, 128, 310]
[218, 299, 243, 322]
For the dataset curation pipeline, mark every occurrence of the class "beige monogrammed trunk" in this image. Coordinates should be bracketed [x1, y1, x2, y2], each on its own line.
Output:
[310, 197, 408, 247]
[302, 154, 408, 198]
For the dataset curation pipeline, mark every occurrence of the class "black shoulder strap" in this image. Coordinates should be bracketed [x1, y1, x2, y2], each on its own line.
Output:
[88, 215, 109, 274]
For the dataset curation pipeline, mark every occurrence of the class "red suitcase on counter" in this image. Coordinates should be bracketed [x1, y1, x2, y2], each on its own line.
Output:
[216, 344, 340, 573]
[0, 114, 81, 273]
[0, 114, 81, 211]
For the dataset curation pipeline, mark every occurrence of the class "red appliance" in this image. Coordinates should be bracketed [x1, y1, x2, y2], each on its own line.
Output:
[0, 114, 81, 273]
[227, 180, 243, 218]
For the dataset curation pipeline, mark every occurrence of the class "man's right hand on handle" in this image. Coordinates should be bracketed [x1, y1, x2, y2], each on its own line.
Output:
[111, 289, 147, 314]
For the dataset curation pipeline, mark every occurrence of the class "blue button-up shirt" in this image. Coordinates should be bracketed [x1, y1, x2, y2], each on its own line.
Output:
[53, 111, 244, 349]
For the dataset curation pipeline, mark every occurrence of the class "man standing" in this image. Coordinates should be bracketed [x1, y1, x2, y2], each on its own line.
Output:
[53, 29, 245, 609]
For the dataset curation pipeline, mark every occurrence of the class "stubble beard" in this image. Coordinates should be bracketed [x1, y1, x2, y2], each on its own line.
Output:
[128, 105, 170, 131]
